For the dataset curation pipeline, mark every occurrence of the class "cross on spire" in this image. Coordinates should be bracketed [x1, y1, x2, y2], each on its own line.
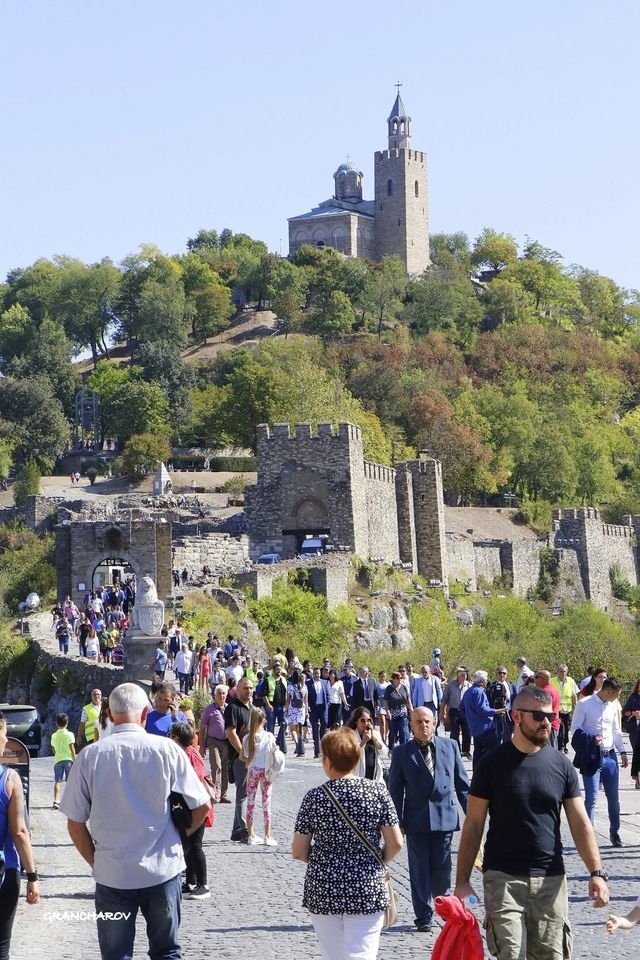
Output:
[395, 81, 403, 92]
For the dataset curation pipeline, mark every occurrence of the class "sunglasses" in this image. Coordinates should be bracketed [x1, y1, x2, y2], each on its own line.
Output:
[518, 709, 556, 722]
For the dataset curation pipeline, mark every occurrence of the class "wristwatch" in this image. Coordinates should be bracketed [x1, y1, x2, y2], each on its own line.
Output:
[590, 869, 609, 881]
[26, 872, 39, 882]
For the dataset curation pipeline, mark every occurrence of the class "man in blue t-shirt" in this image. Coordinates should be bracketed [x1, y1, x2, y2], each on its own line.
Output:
[145, 683, 188, 736]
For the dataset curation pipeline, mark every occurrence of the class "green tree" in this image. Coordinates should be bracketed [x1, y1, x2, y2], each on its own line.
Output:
[404, 269, 482, 348]
[51, 256, 121, 364]
[0, 377, 69, 469]
[305, 289, 355, 343]
[13, 459, 41, 505]
[88, 362, 170, 442]
[181, 384, 232, 448]
[429, 232, 471, 272]
[6, 316, 80, 416]
[136, 343, 196, 426]
[179, 253, 233, 342]
[471, 228, 518, 272]
[356, 257, 407, 339]
[135, 256, 187, 348]
[119, 433, 172, 483]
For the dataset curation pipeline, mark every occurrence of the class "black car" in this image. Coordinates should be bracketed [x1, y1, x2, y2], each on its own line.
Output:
[0, 704, 41, 757]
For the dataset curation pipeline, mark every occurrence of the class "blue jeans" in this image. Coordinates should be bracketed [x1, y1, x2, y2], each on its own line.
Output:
[95, 874, 182, 960]
[582, 751, 620, 833]
[388, 714, 409, 748]
[266, 704, 286, 735]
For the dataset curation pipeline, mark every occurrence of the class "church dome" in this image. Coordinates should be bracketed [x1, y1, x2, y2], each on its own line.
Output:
[334, 159, 363, 201]
[335, 160, 361, 175]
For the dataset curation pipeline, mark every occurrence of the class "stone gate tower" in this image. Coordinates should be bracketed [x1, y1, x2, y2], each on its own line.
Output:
[374, 92, 430, 275]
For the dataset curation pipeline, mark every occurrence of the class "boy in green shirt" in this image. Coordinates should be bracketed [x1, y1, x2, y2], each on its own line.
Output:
[51, 713, 76, 810]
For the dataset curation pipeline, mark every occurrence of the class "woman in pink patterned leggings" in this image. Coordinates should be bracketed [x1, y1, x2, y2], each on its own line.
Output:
[242, 707, 278, 847]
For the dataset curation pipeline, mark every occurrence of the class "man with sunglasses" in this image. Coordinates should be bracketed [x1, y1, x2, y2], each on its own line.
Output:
[455, 686, 609, 959]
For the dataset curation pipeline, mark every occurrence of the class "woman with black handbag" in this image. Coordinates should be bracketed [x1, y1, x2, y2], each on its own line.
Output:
[292, 728, 403, 960]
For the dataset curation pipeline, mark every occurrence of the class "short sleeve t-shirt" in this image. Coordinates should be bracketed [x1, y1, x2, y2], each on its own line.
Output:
[471, 741, 581, 876]
[51, 728, 75, 763]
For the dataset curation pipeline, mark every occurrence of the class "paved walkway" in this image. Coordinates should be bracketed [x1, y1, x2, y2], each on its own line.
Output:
[11, 746, 640, 960]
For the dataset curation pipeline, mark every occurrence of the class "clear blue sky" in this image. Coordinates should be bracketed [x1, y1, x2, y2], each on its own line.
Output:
[2, 1, 638, 290]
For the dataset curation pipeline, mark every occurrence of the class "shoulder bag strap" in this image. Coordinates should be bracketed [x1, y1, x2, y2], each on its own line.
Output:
[321, 783, 383, 867]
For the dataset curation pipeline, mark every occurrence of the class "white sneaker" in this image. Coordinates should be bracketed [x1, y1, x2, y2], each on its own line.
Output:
[263, 836, 278, 847]
[247, 835, 263, 845]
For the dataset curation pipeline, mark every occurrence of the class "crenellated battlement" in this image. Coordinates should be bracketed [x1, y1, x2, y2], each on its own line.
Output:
[256, 421, 362, 443]
[552, 507, 601, 522]
[374, 148, 425, 163]
[364, 460, 396, 484]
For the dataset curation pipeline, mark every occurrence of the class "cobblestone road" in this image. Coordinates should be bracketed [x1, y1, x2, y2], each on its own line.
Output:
[11, 743, 640, 960]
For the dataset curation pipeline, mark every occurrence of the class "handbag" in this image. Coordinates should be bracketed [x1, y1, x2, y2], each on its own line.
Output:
[168, 791, 192, 840]
[265, 738, 286, 784]
[322, 783, 397, 928]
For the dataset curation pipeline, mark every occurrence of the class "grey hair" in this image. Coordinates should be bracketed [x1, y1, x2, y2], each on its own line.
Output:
[473, 670, 488, 683]
[214, 684, 229, 697]
[109, 683, 149, 716]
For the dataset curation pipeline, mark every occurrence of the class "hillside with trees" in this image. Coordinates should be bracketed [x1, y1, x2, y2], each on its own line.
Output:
[1, 227, 640, 526]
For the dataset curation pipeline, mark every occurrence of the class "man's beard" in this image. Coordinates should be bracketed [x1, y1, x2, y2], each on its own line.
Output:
[520, 724, 551, 747]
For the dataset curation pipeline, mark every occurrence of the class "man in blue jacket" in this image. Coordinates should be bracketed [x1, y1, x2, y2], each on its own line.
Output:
[461, 670, 508, 770]
[388, 707, 469, 932]
[306, 667, 329, 758]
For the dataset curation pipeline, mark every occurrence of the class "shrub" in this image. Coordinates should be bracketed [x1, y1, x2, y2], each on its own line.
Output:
[13, 460, 40, 506]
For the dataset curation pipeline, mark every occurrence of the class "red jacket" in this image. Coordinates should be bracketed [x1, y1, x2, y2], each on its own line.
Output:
[431, 895, 484, 960]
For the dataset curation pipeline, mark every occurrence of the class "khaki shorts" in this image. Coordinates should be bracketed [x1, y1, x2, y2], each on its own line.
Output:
[483, 871, 573, 960]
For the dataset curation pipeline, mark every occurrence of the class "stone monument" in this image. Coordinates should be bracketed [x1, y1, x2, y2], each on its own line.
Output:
[124, 574, 165, 682]
[132, 575, 164, 635]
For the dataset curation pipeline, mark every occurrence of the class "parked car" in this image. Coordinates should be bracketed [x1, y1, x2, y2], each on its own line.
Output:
[256, 553, 282, 564]
[0, 704, 41, 757]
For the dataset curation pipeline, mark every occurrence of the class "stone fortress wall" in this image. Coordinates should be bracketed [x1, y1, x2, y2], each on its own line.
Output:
[39, 433, 640, 615]
[244, 422, 449, 585]
[552, 507, 640, 611]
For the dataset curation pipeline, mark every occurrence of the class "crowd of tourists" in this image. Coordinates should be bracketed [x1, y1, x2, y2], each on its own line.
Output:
[19, 593, 640, 959]
[50, 581, 132, 664]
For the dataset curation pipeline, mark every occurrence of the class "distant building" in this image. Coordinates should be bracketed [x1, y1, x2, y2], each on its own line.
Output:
[288, 92, 430, 275]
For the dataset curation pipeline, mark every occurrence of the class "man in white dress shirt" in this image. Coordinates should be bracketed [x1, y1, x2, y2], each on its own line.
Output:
[571, 676, 628, 847]
[61, 683, 210, 959]
[412, 665, 443, 722]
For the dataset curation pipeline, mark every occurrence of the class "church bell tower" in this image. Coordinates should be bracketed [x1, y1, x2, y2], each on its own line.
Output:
[374, 89, 430, 275]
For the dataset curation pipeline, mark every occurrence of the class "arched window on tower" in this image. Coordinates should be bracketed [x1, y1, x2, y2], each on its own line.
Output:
[415, 180, 419, 197]
[387, 179, 394, 197]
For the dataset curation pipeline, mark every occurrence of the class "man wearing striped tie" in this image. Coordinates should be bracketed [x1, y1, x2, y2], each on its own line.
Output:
[388, 707, 470, 933]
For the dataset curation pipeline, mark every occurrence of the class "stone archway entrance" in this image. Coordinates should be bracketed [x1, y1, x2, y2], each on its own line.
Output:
[92, 556, 135, 590]
[56, 517, 173, 609]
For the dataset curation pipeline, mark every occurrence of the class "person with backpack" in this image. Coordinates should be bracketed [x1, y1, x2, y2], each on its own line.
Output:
[242, 707, 278, 846]
[286, 669, 308, 757]
[54, 615, 71, 655]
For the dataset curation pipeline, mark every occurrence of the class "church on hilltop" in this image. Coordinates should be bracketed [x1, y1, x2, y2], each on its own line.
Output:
[288, 91, 430, 275]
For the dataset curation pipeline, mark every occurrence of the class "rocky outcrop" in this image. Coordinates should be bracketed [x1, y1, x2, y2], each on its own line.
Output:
[354, 600, 414, 650]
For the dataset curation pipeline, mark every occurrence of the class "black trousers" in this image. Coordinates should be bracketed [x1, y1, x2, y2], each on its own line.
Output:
[184, 821, 207, 887]
[0, 869, 20, 960]
[558, 713, 572, 751]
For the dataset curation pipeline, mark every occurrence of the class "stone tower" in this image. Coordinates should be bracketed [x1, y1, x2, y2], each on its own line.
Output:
[374, 92, 430, 275]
